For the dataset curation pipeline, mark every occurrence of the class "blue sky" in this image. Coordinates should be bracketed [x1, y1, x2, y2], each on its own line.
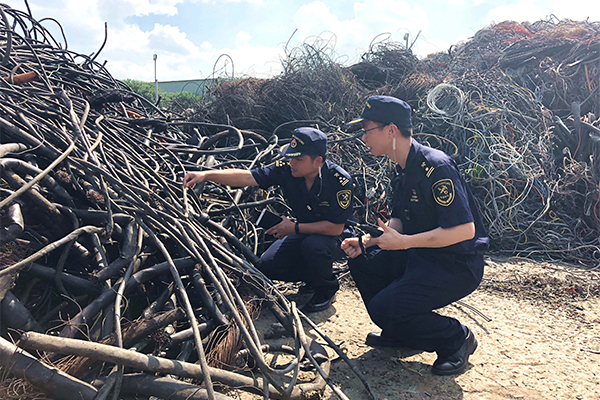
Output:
[3, 0, 600, 82]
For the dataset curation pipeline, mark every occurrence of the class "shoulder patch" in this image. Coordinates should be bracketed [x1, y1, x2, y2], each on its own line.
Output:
[337, 174, 350, 186]
[329, 163, 351, 186]
[336, 190, 351, 209]
[275, 159, 289, 167]
[432, 179, 454, 206]
[421, 160, 435, 178]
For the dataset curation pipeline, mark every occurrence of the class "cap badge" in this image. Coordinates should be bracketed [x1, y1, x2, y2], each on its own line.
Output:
[290, 138, 297, 148]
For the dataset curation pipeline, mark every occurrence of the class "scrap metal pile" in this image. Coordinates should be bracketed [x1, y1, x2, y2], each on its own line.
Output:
[0, 5, 376, 400]
[1, 2, 600, 399]
[199, 18, 600, 266]
[416, 19, 600, 264]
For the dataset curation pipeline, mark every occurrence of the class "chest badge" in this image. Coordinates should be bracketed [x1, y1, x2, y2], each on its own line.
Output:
[432, 179, 455, 206]
[410, 188, 419, 203]
[336, 190, 351, 209]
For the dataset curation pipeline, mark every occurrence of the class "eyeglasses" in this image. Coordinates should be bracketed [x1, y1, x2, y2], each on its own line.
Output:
[358, 124, 387, 135]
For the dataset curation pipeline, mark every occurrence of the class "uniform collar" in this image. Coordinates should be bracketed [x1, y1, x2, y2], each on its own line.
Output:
[395, 141, 422, 175]
[302, 160, 328, 196]
[313, 160, 330, 196]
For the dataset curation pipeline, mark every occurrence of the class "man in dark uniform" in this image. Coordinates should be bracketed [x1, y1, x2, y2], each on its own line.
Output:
[183, 127, 353, 313]
[341, 95, 489, 375]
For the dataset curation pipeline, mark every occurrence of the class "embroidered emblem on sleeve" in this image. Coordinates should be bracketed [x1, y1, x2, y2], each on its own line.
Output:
[336, 190, 351, 209]
[432, 179, 455, 206]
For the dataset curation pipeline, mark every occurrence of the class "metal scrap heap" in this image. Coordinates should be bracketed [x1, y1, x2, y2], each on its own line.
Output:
[0, 4, 377, 400]
[1, 3, 600, 400]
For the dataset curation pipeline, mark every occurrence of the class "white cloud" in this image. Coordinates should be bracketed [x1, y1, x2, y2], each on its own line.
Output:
[192, 0, 264, 3]
[294, 2, 340, 33]
[147, 24, 199, 55]
[486, 2, 544, 24]
[123, 0, 183, 16]
[290, 0, 430, 63]
[6, 0, 599, 82]
[200, 41, 214, 51]
[235, 31, 252, 46]
[1, 0, 442, 80]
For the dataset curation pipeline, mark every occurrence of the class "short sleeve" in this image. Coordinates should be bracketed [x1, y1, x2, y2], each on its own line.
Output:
[430, 165, 474, 228]
[251, 162, 286, 189]
[326, 182, 354, 224]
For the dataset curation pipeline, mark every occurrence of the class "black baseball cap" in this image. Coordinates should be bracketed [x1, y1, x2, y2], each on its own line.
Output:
[279, 127, 327, 158]
[348, 95, 413, 129]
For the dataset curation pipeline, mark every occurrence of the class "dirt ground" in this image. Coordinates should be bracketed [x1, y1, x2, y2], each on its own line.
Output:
[248, 257, 600, 400]
[2, 258, 598, 400]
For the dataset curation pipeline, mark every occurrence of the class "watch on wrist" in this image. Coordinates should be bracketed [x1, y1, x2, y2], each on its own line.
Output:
[295, 222, 300, 234]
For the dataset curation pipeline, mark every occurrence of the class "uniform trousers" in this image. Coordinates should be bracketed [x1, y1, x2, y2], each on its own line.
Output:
[259, 233, 344, 295]
[348, 247, 484, 356]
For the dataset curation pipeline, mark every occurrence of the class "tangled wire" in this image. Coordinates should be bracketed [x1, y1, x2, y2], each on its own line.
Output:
[201, 18, 600, 268]
[0, 5, 378, 400]
[2, 4, 600, 399]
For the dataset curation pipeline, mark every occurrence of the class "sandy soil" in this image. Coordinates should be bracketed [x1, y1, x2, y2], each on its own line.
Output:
[2, 258, 598, 400]
[246, 258, 600, 400]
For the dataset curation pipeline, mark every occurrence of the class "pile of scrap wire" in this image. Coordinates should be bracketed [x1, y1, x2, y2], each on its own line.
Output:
[200, 18, 600, 267]
[0, 5, 377, 400]
[2, 2, 600, 397]
[417, 19, 600, 265]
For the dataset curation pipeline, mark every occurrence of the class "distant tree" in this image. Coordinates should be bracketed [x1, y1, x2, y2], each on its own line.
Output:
[122, 79, 203, 111]
[163, 91, 203, 112]
[122, 79, 156, 103]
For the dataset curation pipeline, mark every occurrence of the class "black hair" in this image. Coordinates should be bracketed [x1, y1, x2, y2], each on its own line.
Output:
[309, 154, 327, 162]
[397, 126, 413, 138]
[370, 121, 412, 138]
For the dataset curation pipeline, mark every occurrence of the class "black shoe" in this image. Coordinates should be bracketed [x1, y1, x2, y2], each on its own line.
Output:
[301, 291, 336, 313]
[296, 282, 315, 295]
[365, 332, 408, 348]
[431, 327, 478, 376]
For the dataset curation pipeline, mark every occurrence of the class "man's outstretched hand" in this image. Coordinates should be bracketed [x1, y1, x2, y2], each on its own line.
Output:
[182, 171, 207, 188]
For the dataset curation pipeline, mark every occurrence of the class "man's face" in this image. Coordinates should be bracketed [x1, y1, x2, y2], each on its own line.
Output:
[289, 155, 321, 178]
[361, 121, 389, 157]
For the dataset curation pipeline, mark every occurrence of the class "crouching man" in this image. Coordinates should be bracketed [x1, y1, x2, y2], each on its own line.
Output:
[184, 127, 354, 313]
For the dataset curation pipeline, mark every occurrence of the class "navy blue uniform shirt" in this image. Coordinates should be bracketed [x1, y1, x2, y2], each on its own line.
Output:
[391, 141, 489, 255]
[251, 159, 354, 224]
